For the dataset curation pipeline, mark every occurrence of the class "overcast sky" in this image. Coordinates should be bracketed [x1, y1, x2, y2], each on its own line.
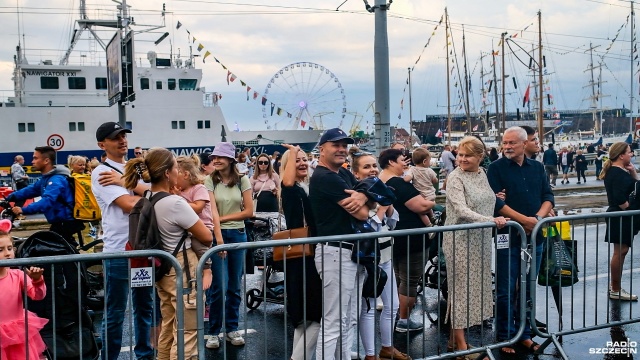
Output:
[0, 0, 637, 132]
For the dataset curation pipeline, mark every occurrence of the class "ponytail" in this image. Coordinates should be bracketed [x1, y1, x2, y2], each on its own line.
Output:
[598, 159, 612, 180]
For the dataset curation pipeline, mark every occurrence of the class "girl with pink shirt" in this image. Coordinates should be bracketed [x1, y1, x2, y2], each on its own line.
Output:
[0, 219, 48, 360]
[175, 155, 224, 290]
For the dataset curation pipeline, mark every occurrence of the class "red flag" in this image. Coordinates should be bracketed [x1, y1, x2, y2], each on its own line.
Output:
[253, 91, 259, 100]
[301, 120, 306, 128]
[522, 84, 531, 107]
[226, 70, 231, 85]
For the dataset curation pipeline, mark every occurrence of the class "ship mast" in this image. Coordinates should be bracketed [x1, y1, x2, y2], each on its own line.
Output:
[584, 43, 608, 134]
[630, 1, 635, 133]
[445, 7, 451, 145]
[462, 26, 471, 132]
[479, 51, 492, 135]
[501, 32, 507, 134]
[537, 10, 544, 140]
[491, 41, 500, 137]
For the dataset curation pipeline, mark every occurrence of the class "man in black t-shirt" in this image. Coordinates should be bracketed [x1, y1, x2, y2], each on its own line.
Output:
[309, 128, 370, 360]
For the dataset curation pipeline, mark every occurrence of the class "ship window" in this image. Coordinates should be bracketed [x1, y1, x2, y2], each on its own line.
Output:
[78, 122, 85, 131]
[156, 81, 162, 90]
[172, 120, 185, 129]
[68, 77, 86, 89]
[168, 79, 176, 90]
[27, 123, 35, 132]
[69, 122, 76, 131]
[140, 78, 150, 90]
[179, 79, 197, 90]
[95, 77, 107, 90]
[197, 120, 210, 129]
[40, 77, 59, 89]
[18, 123, 25, 132]
[125, 121, 132, 130]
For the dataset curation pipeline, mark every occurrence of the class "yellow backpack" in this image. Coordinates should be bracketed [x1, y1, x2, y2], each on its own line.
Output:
[69, 173, 102, 221]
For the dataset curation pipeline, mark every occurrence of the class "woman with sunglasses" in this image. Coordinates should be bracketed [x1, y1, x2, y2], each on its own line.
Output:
[250, 153, 280, 212]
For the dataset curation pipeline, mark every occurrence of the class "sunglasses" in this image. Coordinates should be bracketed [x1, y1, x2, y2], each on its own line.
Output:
[352, 151, 371, 157]
[134, 152, 142, 155]
[258, 161, 269, 165]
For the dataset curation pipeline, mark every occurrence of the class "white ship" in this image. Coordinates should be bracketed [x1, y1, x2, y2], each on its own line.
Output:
[0, 2, 323, 171]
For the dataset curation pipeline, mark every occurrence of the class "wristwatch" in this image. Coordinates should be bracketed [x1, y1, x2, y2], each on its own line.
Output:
[535, 215, 543, 222]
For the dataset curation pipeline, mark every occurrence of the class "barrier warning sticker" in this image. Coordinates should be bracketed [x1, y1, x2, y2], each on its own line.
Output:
[131, 267, 153, 287]
[496, 234, 510, 249]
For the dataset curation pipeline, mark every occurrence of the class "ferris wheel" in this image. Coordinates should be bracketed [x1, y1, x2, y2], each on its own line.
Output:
[262, 62, 347, 130]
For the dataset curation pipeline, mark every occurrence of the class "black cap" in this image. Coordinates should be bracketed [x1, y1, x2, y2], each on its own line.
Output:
[318, 128, 354, 146]
[96, 122, 132, 141]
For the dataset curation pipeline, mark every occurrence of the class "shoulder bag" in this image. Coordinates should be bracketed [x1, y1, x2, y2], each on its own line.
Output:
[273, 191, 313, 261]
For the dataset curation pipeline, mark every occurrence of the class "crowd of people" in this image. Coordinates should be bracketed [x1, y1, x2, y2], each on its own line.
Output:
[0, 122, 638, 360]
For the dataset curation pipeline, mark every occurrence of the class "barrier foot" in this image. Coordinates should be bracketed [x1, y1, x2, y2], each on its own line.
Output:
[537, 334, 569, 360]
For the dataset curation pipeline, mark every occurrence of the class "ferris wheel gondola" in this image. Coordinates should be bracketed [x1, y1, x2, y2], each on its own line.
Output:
[262, 62, 347, 130]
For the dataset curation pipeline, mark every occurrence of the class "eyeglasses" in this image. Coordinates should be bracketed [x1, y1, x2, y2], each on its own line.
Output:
[258, 161, 269, 165]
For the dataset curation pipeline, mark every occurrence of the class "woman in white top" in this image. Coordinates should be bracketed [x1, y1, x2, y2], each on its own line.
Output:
[123, 148, 213, 360]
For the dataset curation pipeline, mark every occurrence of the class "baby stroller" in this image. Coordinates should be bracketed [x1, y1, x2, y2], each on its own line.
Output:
[17, 231, 101, 360]
[415, 207, 449, 324]
[245, 212, 286, 310]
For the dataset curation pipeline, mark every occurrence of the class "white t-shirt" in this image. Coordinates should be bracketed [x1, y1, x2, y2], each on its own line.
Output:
[91, 159, 131, 253]
[153, 194, 200, 252]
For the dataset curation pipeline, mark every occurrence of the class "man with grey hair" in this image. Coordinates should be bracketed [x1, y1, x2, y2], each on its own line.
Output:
[10, 155, 29, 207]
[487, 126, 554, 355]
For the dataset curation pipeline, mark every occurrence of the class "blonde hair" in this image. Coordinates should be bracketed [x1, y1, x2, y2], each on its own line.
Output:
[458, 136, 486, 159]
[281, 149, 308, 182]
[123, 148, 176, 190]
[89, 159, 100, 171]
[348, 146, 376, 174]
[176, 154, 204, 186]
[68, 155, 87, 173]
[599, 142, 629, 180]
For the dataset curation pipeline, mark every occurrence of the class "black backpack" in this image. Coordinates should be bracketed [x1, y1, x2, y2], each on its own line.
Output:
[128, 190, 188, 281]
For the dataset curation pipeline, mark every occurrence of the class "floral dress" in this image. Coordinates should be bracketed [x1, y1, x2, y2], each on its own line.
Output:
[442, 167, 495, 329]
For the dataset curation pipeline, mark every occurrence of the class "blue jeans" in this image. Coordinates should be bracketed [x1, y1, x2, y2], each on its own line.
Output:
[596, 162, 603, 178]
[101, 258, 154, 360]
[494, 237, 543, 342]
[208, 228, 247, 335]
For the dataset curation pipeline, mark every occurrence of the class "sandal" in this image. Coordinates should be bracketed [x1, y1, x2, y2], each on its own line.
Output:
[499, 347, 517, 356]
[519, 340, 540, 353]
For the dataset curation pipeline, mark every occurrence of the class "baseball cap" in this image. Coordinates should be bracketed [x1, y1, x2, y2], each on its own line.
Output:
[210, 142, 237, 160]
[96, 122, 132, 141]
[318, 128, 354, 146]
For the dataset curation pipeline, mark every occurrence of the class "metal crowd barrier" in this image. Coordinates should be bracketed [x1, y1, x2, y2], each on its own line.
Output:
[531, 210, 640, 360]
[195, 221, 529, 360]
[0, 249, 186, 360]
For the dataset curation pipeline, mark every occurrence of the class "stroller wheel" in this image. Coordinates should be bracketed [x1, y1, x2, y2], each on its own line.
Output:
[246, 289, 263, 310]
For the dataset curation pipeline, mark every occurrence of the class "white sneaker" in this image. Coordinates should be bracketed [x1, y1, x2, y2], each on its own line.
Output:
[205, 335, 220, 349]
[609, 288, 638, 301]
[225, 331, 245, 346]
[376, 297, 384, 311]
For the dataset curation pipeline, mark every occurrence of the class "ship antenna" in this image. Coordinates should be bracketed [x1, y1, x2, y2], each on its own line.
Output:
[16, 0, 21, 47]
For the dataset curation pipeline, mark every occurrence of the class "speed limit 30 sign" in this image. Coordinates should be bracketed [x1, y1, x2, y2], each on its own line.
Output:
[47, 134, 65, 150]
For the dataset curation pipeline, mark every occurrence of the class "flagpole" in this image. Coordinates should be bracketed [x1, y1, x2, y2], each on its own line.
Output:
[408, 67, 414, 147]
[445, 7, 451, 146]
[538, 10, 544, 140]
[372, 0, 391, 153]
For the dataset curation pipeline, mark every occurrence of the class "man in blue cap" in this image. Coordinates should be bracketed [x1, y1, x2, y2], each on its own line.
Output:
[309, 128, 371, 360]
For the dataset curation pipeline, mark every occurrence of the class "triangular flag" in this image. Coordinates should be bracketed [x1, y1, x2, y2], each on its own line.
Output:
[192, 37, 196, 43]
[301, 120, 307, 128]
[221, 64, 227, 70]
[270, 103, 275, 116]
[176, 21, 182, 29]
[203, 51, 211, 63]
[230, 74, 237, 83]
[287, 113, 292, 118]
[253, 91, 259, 100]
[472, 124, 478, 131]
[522, 84, 530, 107]
[240, 80, 246, 86]
[226, 71, 231, 85]
[261, 96, 267, 105]
[277, 107, 283, 116]
[197, 44, 204, 52]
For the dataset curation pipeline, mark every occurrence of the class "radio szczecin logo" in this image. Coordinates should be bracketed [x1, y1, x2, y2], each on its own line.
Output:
[589, 339, 637, 356]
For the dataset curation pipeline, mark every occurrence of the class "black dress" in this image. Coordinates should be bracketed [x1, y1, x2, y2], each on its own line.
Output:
[604, 166, 639, 247]
[280, 182, 322, 326]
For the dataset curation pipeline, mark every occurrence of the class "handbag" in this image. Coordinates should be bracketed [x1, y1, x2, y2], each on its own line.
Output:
[538, 225, 579, 287]
[272, 197, 313, 261]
